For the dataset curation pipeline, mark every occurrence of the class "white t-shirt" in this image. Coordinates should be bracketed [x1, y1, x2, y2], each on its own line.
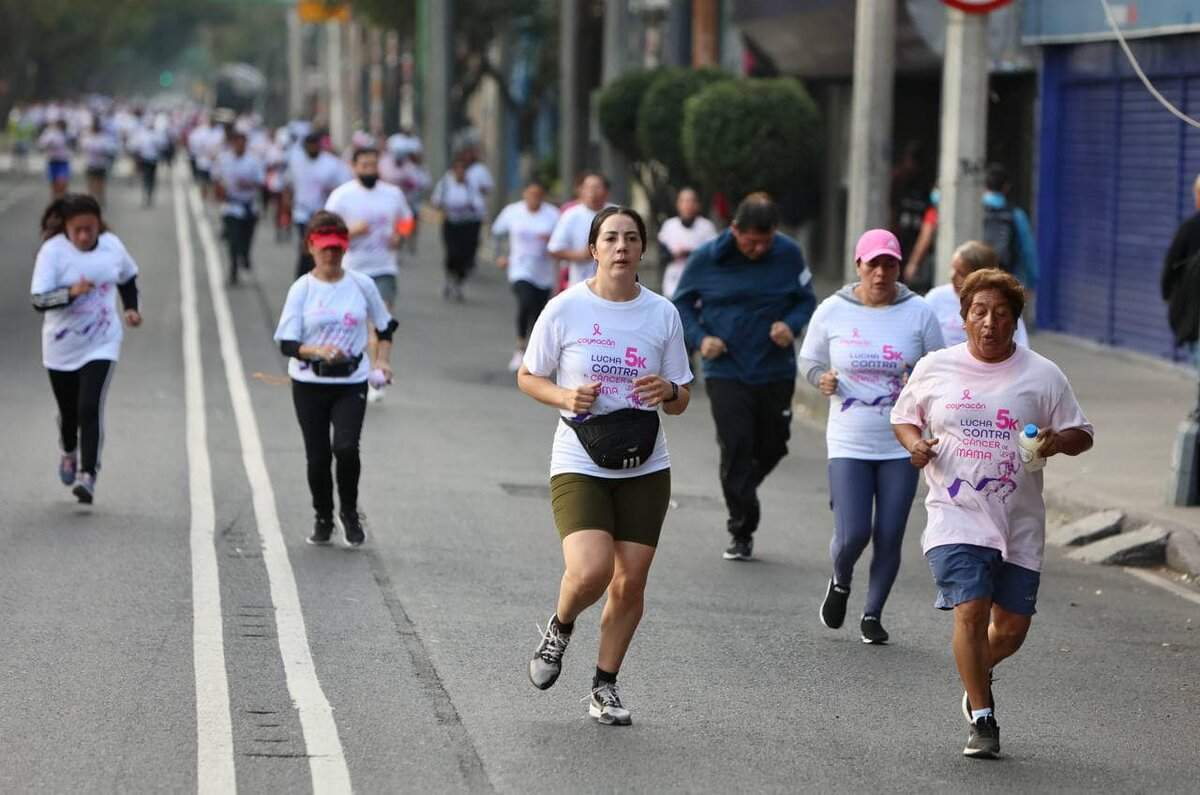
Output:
[548, 203, 605, 286]
[38, 128, 70, 162]
[800, 292, 944, 459]
[490, 201, 560, 289]
[81, 132, 117, 170]
[523, 282, 694, 479]
[325, 180, 413, 278]
[924, 284, 1030, 348]
[465, 161, 494, 197]
[431, 174, 486, 223]
[273, 270, 393, 385]
[214, 150, 266, 218]
[31, 233, 139, 371]
[657, 215, 718, 299]
[890, 344, 1093, 572]
[286, 150, 352, 224]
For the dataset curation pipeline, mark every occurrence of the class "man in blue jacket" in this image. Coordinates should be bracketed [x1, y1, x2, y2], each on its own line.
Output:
[673, 193, 817, 561]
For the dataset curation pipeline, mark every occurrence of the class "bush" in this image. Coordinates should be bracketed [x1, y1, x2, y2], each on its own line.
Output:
[596, 67, 667, 163]
[636, 67, 730, 186]
[682, 78, 823, 217]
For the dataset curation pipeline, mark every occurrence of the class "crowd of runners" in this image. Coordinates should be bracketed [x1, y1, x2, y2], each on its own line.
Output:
[17, 98, 1094, 759]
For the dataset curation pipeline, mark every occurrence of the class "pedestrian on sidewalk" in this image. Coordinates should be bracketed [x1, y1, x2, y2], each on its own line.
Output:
[925, 241, 1029, 347]
[324, 146, 413, 402]
[491, 179, 559, 372]
[672, 193, 816, 561]
[657, 187, 717, 301]
[982, 164, 1039, 291]
[891, 269, 1094, 760]
[799, 229, 943, 644]
[430, 155, 486, 302]
[213, 130, 266, 286]
[273, 211, 396, 548]
[548, 172, 612, 287]
[1161, 173, 1200, 364]
[30, 194, 142, 504]
[518, 206, 693, 726]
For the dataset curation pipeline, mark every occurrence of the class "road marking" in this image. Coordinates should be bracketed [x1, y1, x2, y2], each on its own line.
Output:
[186, 186, 352, 793]
[1124, 567, 1200, 607]
[173, 170, 236, 793]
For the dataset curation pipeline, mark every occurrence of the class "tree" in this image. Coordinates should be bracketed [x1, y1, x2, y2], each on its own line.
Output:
[596, 67, 664, 164]
[683, 78, 823, 221]
[635, 67, 729, 189]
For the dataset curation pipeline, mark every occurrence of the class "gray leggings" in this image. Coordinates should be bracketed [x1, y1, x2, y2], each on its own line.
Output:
[828, 457, 920, 619]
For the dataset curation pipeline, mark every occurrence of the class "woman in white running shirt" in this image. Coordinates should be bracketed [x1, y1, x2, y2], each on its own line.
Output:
[491, 179, 559, 372]
[799, 229, 943, 644]
[924, 241, 1030, 348]
[430, 155, 486, 301]
[274, 211, 396, 548]
[518, 206, 693, 727]
[30, 194, 142, 504]
[656, 187, 717, 300]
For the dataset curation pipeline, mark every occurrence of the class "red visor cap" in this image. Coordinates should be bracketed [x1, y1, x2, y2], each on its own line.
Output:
[308, 231, 350, 251]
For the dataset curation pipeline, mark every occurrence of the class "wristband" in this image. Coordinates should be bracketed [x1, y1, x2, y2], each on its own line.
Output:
[663, 381, 679, 403]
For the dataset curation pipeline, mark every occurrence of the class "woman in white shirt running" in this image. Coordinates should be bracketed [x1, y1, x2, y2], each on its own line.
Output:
[491, 179, 559, 371]
[274, 211, 396, 547]
[430, 156, 486, 302]
[518, 206, 693, 726]
[799, 229, 944, 644]
[924, 240, 1030, 348]
[30, 194, 142, 503]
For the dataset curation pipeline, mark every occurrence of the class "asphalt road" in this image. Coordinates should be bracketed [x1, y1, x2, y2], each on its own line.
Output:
[0, 166, 1196, 794]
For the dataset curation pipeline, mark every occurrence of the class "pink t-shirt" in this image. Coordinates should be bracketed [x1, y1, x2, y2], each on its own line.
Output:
[890, 343, 1093, 572]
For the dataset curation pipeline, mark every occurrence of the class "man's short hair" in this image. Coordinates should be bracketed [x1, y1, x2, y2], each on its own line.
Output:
[352, 146, 379, 163]
[732, 192, 779, 233]
[985, 163, 1008, 193]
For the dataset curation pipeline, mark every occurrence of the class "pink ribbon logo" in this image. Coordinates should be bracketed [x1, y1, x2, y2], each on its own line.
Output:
[592, 323, 602, 336]
[962, 389, 973, 401]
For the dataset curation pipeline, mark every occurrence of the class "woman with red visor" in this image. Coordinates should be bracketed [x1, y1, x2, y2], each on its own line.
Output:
[274, 210, 397, 546]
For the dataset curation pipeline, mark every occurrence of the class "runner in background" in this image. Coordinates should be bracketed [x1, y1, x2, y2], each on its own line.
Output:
[284, 131, 353, 278]
[430, 155, 487, 302]
[491, 179, 559, 372]
[213, 130, 266, 285]
[81, 117, 118, 207]
[38, 120, 72, 199]
[656, 187, 717, 300]
[324, 146, 413, 402]
[548, 172, 611, 287]
[925, 241, 1029, 348]
[30, 194, 142, 504]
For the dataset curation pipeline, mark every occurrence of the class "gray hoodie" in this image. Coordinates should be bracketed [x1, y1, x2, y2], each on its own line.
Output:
[798, 282, 920, 387]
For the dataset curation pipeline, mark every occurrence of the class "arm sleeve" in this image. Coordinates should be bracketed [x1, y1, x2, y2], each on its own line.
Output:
[1013, 209, 1039, 289]
[661, 308, 695, 386]
[890, 358, 930, 429]
[490, 205, 511, 238]
[919, 305, 945, 356]
[671, 250, 708, 350]
[796, 302, 831, 389]
[117, 276, 139, 312]
[783, 255, 818, 334]
[546, 214, 571, 255]
[521, 303, 562, 378]
[279, 340, 302, 358]
[1047, 370, 1094, 437]
[273, 280, 305, 344]
[324, 186, 346, 213]
[30, 241, 69, 311]
[429, 176, 445, 209]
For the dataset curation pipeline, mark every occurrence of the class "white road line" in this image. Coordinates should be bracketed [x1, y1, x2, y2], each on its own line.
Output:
[174, 171, 237, 794]
[186, 186, 352, 793]
[1124, 567, 1200, 608]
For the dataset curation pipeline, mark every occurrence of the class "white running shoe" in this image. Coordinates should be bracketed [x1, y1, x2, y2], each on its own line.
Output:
[507, 350, 524, 373]
[588, 682, 632, 726]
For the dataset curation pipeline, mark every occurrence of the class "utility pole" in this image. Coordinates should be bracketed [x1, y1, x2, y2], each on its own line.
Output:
[559, 0, 582, 198]
[326, 20, 346, 147]
[843, 0, 896, 282]
[368, 27, 384, 136]
[935, 8, 989, 286]
[601, 0, 633, 202]
[287, 8, 304, 119]
[420, 0, 452, 181]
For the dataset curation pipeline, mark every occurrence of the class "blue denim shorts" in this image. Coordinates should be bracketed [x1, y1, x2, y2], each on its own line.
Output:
[926, 543, 1041, 616]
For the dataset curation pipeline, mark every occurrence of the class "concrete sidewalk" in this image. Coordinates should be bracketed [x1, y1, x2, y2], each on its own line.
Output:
[794, 276, 1200, 580]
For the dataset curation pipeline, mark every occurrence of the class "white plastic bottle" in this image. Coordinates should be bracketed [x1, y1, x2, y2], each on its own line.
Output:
[1018, 424, 1046, 472]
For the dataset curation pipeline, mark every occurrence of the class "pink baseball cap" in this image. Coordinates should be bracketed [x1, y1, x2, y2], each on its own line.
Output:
[854, 228, 902, 263]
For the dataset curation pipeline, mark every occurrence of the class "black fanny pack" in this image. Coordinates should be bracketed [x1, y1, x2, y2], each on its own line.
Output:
[309, 354, 363, 378]
[562, 409, 660, 470]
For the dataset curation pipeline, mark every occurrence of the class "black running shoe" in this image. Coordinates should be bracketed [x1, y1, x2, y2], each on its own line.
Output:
[963, 714, 1000, 759]
[860, 615, 889, 644]
[722, 536, 753, 561]
[819, 579, 850, 629]
[340, 512, 367, 547]
[962, 670, 995, 722]
[307, 515, 335, 546]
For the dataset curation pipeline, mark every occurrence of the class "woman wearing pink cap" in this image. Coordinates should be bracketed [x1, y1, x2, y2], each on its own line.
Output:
[274, 210, 397, 547]
[798, 228, 943, 643]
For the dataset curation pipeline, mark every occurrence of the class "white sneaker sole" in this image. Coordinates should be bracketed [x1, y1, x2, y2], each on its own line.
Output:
[588, 704, 632, 726]
[337, 516, 368, 548]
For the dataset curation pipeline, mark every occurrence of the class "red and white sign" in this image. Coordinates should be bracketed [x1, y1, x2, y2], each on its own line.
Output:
[941, 0, 1015, 13]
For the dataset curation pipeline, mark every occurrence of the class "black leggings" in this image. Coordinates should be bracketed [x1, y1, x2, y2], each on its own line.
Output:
[512, 280, 550, 341]
[442, 220, 481, 283]
[222, 213, 257, 280]
[48, 360, 115, 476]
[291, 380, 368, 519]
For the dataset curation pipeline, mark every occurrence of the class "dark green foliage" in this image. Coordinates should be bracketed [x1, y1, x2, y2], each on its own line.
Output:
[682, 78, 823, 217]
[596, 67, 667, 163]
[636, 67, 729, 186]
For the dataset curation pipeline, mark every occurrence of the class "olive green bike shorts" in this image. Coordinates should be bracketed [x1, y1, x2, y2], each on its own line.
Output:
[549, 469, 671, 547]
